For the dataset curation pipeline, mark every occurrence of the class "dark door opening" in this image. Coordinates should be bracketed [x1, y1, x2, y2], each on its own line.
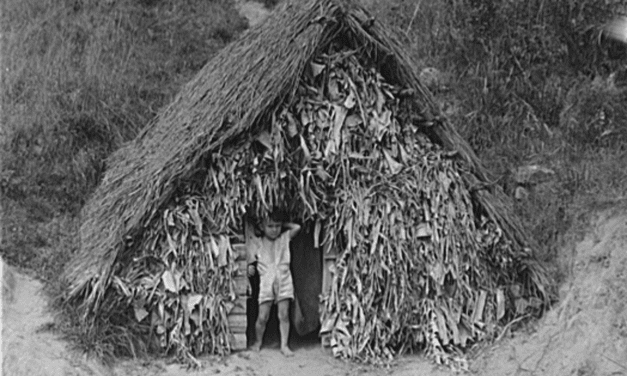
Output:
[245, 221, 323, 349]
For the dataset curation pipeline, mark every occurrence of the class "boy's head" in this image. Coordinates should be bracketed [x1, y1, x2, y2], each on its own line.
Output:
[261, 209, 286, 240]
[262, 218, 282, 240]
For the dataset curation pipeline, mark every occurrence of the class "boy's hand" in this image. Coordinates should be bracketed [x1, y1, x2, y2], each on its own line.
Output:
[248, 264, 256, 277]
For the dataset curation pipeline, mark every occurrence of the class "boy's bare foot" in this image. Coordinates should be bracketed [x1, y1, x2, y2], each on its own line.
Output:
[280, 346, 294, 357]
[250, 342, 261, 352]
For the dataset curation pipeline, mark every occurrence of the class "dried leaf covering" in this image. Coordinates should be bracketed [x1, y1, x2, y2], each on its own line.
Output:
[237, 47, 549, 365]
[109, 197, 238, 365]
[61, 0, 551, 366]
[103, 44, 548, 365]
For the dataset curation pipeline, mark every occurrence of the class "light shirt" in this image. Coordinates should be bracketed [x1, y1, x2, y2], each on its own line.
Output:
[249, 232, 291, 278]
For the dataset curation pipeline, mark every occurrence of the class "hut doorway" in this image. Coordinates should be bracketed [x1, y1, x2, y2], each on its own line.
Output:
[243, 221, 324, 349]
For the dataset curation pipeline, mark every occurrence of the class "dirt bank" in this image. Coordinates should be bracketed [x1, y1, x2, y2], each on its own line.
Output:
[472, 212, 627, 375]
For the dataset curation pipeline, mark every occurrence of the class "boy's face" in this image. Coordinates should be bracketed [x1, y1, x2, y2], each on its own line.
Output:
[263, 219, 282, 240]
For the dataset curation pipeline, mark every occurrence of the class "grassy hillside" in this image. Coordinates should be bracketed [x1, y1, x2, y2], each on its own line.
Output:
[1, 0, 626, 361]
[0, 0, 247, 282]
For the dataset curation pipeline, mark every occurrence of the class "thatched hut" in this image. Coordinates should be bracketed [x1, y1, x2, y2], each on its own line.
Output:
[62, 0, 551, 366]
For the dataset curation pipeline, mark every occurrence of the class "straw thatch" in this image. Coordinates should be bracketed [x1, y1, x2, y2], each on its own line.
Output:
[62, 0, 548, 364]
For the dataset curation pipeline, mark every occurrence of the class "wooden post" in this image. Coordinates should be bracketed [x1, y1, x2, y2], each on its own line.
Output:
[229, 243, 249, 350]
[319, 231, 338, 348]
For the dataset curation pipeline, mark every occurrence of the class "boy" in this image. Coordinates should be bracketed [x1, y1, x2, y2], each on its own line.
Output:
[248, 213, 301, 357]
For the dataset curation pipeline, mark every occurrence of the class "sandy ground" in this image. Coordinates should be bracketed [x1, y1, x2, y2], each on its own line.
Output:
[3, 210, 627, 375]
[1, 261, 111, 376]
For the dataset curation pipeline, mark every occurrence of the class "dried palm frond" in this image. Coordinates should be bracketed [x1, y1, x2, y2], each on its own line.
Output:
[101, 197, 239, 365]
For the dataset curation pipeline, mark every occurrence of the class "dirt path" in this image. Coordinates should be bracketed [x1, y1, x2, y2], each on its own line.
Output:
[1, 260, 110, 376]
[3, 211, 627, 375]
[113, 347, 443, 376]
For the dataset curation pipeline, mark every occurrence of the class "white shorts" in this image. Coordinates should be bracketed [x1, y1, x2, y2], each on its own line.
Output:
[258, 266, 294, 304]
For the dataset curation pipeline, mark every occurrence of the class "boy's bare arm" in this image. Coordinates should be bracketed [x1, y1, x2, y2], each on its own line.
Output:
[284, 222, 301, 239]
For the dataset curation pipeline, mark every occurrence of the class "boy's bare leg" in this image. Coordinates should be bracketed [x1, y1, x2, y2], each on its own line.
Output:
[277, 299, 294, 357]
[252, 302, 271, 352]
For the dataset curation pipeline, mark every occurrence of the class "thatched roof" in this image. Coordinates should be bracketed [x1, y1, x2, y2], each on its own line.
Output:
[63, 0, 528, 312]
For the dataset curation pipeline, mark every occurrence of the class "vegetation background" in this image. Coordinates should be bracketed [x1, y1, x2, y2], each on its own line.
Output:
[1, 0, 626, 360]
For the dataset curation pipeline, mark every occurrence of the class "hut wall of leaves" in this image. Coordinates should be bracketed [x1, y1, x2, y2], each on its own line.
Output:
[62, 0, 552, 366]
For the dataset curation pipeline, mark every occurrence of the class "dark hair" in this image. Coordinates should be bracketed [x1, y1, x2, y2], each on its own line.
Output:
[267, 208, 288, 223]
[251, 208, 288, 235]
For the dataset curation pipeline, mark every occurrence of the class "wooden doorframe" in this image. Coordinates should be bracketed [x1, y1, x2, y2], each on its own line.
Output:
[230, 219, 333, 349]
